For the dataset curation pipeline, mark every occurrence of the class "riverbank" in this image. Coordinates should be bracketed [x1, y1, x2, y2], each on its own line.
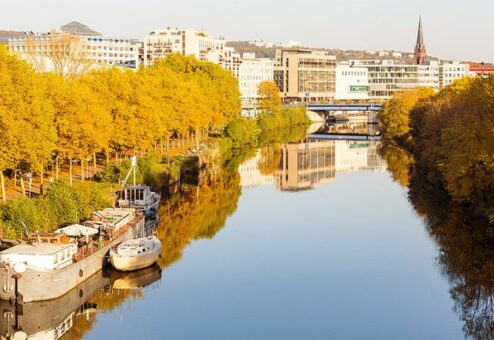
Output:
[378, 76, 494, 223]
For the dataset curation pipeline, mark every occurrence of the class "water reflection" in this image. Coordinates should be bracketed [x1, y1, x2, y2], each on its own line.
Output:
[239, 139, 386, 191]
[382, 142, 494, 340]
[0, 266, 162, 340]
[5, 131, 492, 339]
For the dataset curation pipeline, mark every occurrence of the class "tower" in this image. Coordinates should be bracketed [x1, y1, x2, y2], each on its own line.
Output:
[414, 16, 426, 65]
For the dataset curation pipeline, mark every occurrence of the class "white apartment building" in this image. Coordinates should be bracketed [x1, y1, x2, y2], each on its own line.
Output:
[142, 27, 227, 66]
[335, 63, 369, 101]
[8, 22, 139, 72]
[439, 62, 469, 87]
[228, 53, 274, 117]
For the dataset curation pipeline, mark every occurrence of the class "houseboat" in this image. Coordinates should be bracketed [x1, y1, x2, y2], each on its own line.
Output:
[0, 208, 145, 304]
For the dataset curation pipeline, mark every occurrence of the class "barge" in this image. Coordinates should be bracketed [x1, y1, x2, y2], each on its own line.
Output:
[0, 208, 145, 304]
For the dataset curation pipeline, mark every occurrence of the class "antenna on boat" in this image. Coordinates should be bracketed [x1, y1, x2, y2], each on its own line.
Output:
[121, 155, 138, 188]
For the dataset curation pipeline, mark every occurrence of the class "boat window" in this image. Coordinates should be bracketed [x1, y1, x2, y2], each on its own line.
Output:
[142, 248, 146, 252]
[53, 255, 58, 264]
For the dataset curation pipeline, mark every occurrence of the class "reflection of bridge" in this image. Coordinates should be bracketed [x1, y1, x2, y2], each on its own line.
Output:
[309, 133, 381, 141]
[308, 104, 383, 111]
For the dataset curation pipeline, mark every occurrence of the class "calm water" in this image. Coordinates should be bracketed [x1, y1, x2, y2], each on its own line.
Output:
[5, 136, 489, 339]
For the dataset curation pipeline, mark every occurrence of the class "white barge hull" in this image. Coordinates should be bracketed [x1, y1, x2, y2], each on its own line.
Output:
[0, 218, 144, 303]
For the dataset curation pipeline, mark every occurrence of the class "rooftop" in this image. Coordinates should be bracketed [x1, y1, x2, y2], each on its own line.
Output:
[1, 243, 72, 256]
[60, 21, 101, 36]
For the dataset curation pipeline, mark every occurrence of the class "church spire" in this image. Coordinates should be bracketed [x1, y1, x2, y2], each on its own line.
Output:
[414, 16, 426, 65]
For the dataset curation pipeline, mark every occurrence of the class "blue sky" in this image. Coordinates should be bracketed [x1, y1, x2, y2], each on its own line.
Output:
[2, 0, 493, 62]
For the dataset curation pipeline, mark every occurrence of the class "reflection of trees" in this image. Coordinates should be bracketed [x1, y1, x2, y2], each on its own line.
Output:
[378, 141, 414, 187]
[157, 166, 241, 267]
[385, 140, 494, 339]
[63, 288, 144, 339]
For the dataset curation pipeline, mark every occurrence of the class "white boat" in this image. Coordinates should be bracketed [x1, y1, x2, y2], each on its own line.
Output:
[110, 236, 161, 272]
[117, 185, 161, 217]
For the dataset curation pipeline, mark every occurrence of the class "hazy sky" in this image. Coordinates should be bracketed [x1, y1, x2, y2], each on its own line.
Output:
[2, 0, 493, 62]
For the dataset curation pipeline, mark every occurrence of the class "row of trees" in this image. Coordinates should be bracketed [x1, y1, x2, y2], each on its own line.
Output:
[0, 46, 241, 202]
[224, 81, 310, 149]
[378, 76, 494, 221]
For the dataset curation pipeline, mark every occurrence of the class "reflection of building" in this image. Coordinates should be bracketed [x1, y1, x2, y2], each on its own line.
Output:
[334, 140, 386, 172]
[274, 48, 336, 103]
[239, 150, 274, 187]
[276, 140, 335, 191]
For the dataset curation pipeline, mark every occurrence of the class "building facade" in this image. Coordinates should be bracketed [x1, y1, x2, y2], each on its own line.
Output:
[274, 48, 336, 103]
[335, 63, 369, 101]
[142, 27, 227, 67]
[351, 59, 440, 100]
[228, 53, 274, 117]
[8, 22, 139, 73]
[439, 62, 469, 87]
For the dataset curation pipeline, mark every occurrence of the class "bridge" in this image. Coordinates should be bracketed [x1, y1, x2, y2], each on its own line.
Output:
[309, 133, 381, 141]
[307, 104, 383, 112]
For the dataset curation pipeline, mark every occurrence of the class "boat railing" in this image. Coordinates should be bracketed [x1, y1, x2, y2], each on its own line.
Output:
[73, 211, 143, 262]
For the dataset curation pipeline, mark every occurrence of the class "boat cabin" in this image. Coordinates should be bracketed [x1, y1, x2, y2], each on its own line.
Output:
[118, 185, 153, 208]
[90, 208, 136, 232]
[0, 243, 77, 271]
[28, 232, 70, 245]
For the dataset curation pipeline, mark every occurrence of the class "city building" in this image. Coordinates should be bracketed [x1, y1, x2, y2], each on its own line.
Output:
[8, 21, 139, 72]
[274, 48, 336, 103]
[276, 140, 335, 191]
[468, 62, 494, 78]
[439, 62, 469, 87]
[352, 59, 440, 99]
[142, 27, 227, 67]
[335, 63, 369, 101]
[228, 53, 274, 117]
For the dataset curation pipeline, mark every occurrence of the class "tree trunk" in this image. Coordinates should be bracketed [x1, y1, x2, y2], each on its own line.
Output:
[20, 176, 26, 197]
[196, 127, 200, 149]
[14, 173, 17, 190]
[93, 153, 97, 179]
[0, 171, 6, 204]
[69, 159, 73, 185]
[40, 165, 44, 185]
[106, 150, 110, 166]
[81, 159, 85, 182]
[56, 158, 60, 180]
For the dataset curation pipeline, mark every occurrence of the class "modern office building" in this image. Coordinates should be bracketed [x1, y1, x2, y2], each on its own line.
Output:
[351, 59, 440, 100]
[142, 27, 227, 67]
[274, 48, 336, 103]
[276, 140, 335, 191]
[227, 53, 274, 117]
[8, 22, 139, 72]
[335, 63, 369, 100]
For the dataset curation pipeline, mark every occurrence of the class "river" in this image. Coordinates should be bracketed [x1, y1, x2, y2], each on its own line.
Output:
[3, 130, 493, 340]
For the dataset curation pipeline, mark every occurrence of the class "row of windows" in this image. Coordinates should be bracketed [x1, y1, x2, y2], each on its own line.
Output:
[341, 70, 366, 77]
